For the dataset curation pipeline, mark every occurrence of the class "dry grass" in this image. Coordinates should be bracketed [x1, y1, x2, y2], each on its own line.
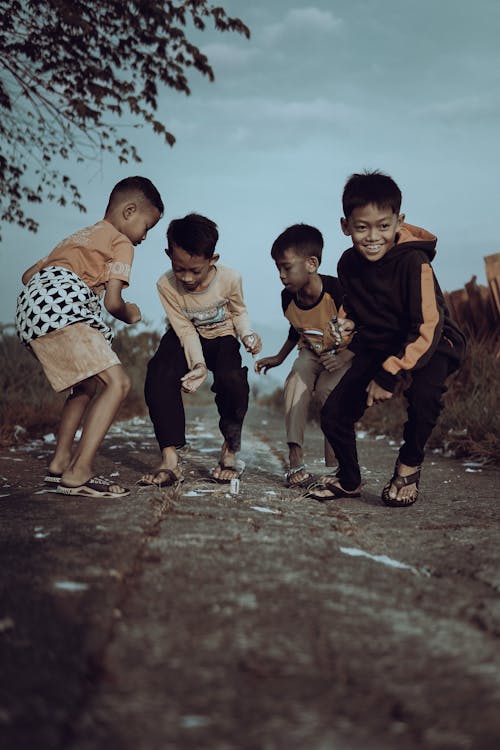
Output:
[0, 324, 224, 446]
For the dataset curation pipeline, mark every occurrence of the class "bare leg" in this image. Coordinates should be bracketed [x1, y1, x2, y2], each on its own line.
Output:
[61, 365, 130, 487]
[48, 379, 97, 475]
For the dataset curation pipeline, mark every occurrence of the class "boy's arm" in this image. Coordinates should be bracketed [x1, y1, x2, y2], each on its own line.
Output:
[226, 271, 254, 341]
[374, 257, 444, 392]
[255, 335, 296, 374]
[157, 278, 205, 369]
[104, 279, 141, 323]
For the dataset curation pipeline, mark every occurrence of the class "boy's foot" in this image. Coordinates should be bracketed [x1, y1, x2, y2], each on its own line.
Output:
[137, 465, 184, 488]
[212, 442, 244, 483]
[212, 459, 246, 483]
[382, 461, 421, 507]
[284, 465, 314, 488]
[305, 476, 361, 502]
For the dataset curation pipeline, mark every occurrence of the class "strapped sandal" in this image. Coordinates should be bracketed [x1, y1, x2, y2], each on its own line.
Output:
[305, 476, 361, 502]
[284, 465, 314, 489]
[382, 461, 421, 507]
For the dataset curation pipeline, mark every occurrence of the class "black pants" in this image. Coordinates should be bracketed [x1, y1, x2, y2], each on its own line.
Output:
[320, 350, 452, 490]
[144, 329, 249, 452]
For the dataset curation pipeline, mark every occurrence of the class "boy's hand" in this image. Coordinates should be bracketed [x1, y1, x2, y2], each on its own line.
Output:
[124, 302, 141, 324]
[366, 379, 393, 407]
[318, 348, 354, 372]
[329, 316, 355, 350]
[255, 355, 281, 374]
[243, 333, 262, 355]
[181, 363, 208, 393]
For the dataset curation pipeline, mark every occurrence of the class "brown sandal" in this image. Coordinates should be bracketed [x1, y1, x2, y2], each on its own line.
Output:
[382, 462, 421, 507]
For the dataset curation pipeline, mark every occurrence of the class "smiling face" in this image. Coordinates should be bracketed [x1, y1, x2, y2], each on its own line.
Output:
[341, 203, 404, 262]
[274, 248, 318, 294]
[168, 243, 218, 292]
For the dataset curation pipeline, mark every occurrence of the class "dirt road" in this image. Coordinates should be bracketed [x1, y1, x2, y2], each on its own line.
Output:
[0, 403, 499, 750]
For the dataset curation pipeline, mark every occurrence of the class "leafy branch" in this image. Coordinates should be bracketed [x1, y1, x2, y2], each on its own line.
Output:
[0, 0, 249, 235]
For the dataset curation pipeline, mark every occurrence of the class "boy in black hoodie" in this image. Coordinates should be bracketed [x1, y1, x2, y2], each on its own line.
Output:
[309, 171, 466, 507]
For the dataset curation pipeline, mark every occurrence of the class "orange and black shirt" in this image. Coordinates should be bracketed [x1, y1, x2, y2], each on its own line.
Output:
[282, 274, 344, 355]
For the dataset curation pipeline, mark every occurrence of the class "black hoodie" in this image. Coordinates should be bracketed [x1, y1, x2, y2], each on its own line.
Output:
[338, 223, 466, 392]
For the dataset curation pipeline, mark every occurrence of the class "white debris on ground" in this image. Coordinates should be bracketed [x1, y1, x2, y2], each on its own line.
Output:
[340, 546, 429, 576]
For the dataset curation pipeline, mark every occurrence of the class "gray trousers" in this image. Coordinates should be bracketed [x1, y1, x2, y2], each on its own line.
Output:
[284, 347, 351, 466]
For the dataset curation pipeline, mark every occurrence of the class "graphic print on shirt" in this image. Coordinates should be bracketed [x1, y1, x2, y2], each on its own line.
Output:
[182, 299, 229, 332]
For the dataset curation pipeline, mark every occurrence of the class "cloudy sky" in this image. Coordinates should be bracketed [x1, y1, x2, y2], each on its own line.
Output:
[2, 0, 499, 374]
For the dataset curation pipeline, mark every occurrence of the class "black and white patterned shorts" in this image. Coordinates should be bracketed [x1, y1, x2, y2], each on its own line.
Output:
[15, 266, 112, 344]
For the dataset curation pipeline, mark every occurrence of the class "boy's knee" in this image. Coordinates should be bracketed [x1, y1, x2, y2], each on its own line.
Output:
[284, 369, 309, 399]
[408, 379, 446, 419]
[103, 366, 131, 399]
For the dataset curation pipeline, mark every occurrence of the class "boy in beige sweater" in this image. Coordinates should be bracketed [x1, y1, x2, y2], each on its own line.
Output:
[141, 213, 261, 487]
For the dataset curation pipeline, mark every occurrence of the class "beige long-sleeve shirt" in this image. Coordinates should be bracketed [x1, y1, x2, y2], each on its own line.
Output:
[157, 264, 254, 369]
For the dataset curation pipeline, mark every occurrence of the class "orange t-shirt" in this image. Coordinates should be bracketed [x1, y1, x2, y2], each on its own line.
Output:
[35, 220, 134, 291]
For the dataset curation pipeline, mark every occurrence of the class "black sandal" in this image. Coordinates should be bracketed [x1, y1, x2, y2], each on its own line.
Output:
[382, 461, 421, 507]
[305, 477, 361, 502]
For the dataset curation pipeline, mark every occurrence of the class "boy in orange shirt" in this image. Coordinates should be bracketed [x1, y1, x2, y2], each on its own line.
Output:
[16, 176, 163, 498]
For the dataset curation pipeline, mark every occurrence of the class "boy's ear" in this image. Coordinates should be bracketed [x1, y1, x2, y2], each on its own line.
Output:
[340, 217, 350, 236]
[305, 256, 319, 273]
[397, 213, 405, 227]
[122, 202, 137, 220]
[211, 253, 220, 264]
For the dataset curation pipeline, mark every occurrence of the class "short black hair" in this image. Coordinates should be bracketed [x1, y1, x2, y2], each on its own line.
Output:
[271, 223, 324, 263]
[107, 176, 164, 214]
[167, 213, 219, 259]
[342, 170, 402, 218]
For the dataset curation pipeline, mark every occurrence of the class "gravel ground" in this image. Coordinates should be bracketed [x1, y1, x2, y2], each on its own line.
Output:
[0, 402, 499, 750]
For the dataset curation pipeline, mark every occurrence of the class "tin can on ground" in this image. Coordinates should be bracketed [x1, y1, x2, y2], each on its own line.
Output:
[230, 478, 240, 495]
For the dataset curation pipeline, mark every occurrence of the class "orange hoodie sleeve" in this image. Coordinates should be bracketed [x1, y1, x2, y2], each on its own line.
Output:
[374, 259, 444, 391]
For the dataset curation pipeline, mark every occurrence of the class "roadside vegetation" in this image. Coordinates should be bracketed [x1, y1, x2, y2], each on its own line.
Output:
[1, 324, 498, 463]
[0, 323, 219, 446]
[258, 331, 500, 465]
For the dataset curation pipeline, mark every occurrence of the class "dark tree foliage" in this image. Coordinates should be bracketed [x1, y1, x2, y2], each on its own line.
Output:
[0, 0, 249, 235]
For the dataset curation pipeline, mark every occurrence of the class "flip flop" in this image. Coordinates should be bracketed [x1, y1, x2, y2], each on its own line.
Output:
[136, 468, 184, 488]
[305, 477, 361, 502]
[211, 459, 246, 484]
[382, 462, 421, 507]
[44, 471, 62, 486]
[56, 476, 130, 498]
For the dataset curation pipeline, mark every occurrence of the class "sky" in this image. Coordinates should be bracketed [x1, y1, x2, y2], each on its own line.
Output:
[1, 0, 499, 379]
